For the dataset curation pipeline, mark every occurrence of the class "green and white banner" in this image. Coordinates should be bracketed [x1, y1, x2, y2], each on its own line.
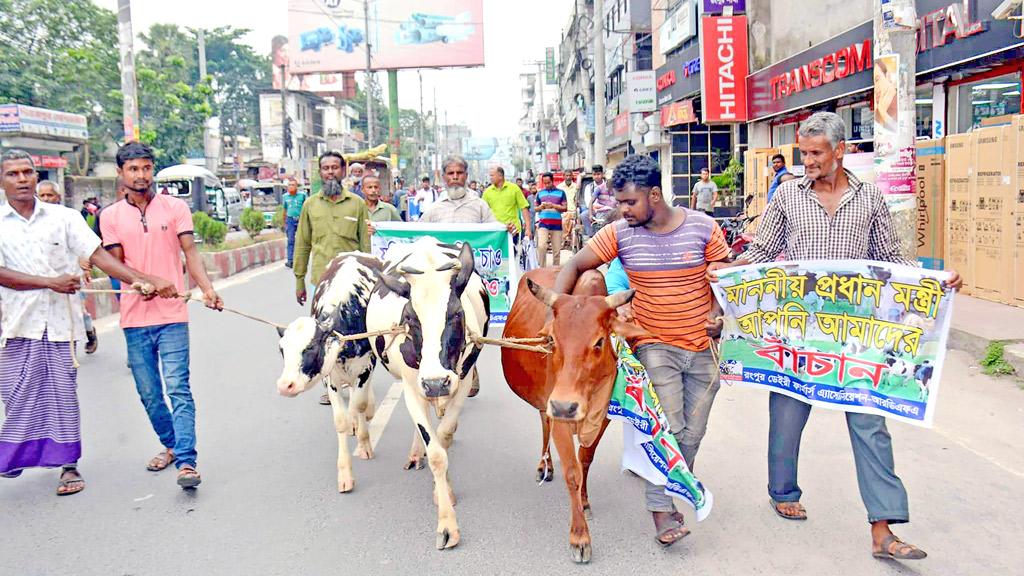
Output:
[711, 260, 955, 427]
[371, 222, 517, 324]
[608, 336, 713, 521]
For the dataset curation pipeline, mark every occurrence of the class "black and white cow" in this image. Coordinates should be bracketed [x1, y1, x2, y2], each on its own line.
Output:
[884, 351, 932, 399]
[366, 237, 489, 551]
[276, 252, 382, 493]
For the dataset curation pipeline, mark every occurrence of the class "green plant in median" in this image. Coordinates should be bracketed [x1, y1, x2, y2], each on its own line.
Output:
[204, 220, 228, 246]
[271, 206, 285, 230]
[241, 207, 265, 239]
[192, 211, 213, 241]
[981, 341, 1016, 376]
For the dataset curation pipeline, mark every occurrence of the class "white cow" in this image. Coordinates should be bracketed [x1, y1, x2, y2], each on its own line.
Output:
[276, 252, 382, 493]
[366, 237, 489, 550]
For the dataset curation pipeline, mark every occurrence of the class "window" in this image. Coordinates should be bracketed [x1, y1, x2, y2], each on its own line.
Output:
[957, 72, 1022, 131]
[914, 85, 934, 139]
[668, 120, 733, 208]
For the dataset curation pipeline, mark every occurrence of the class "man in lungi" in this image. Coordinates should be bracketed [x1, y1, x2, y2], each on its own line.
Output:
[0, 149, 174, 496]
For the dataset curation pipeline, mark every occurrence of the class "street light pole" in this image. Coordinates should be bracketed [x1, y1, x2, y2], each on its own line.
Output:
[593, 0, 606, 166]
[116, 0, 139, 143]
[364, 0, 374, 146]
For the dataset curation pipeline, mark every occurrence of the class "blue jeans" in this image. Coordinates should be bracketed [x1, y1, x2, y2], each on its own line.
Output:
[124, 323, 197, 469]
[767, 392, 909, 524]
[635, 344, 719, 512]
[286, 216, 299, 264]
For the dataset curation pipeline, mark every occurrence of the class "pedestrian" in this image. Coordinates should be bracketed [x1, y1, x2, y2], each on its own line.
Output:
[364, 173, 402, 233]
[0, 149, 173, 496]
[100, 141, 225, 490]
[709, 112, 964, 560]
[37, 180, 99, 354]
[482, 166, 532, 243]
[557, 169, 578, 248]
[588, 165, 616, 234]
[414, 176, 439, 220]
[468, 180, 480, 195]
[690, 167, 718, 217]
[553, 153, 730, 547]
[282, 177, 307, 269]
[535, 172, 567, 267]
[421, 156, 496, 225]
[767, 153, 790, 203]
[80, 197, 99, 220]
[526, 181, 539, 228]
[92, 184, 128, 302]
[346, 163, 365, 198]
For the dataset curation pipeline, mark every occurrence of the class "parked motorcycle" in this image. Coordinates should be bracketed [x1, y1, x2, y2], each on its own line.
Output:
[718, 213, 759, 258]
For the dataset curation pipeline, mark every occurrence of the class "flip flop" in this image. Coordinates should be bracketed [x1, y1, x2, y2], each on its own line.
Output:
[655, 521, 690, 548]
[56, 468, 85, 496]
[177, 465, 202, 489]
[146, 450, 176, 472]
[770, 499, 807, 521]
[872, 534, 927, 560]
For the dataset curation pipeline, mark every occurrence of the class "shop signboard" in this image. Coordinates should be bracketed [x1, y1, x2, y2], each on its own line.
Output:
[545, 47, 557, 85]
[747, 0, 1024, 120]
[0, 104, 88, 141]
[702, 0, 745, 13]
[287, 0, 485, 73]
[660, 99, 698, 127]
[614, 112, 630, 137]
[660, 1, 697, 56]
[700, 15, 749, 123]
[656, 42, 702, 106]
[626, 71, 658, 113]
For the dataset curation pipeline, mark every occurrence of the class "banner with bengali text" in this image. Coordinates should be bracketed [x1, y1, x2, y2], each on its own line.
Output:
[371, 222, 516, 324]
[711, 260, 955, 427]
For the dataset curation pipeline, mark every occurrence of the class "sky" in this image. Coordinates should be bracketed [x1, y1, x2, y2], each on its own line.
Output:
[93, 0, 569, 140]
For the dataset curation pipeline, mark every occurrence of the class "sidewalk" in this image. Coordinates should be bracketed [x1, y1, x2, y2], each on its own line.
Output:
[949, 294, 1024, 374]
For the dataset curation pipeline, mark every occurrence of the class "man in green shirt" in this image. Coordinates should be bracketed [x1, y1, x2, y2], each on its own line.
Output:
[364, 174, 402, 236]
[293, 151, 371, 307]
[483, 166, 532, 241]
[282, 177, 307, 268]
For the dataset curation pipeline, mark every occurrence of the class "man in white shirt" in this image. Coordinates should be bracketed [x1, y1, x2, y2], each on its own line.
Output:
[413, 176, 440, 220]
[421, 156, 496, 224]
[0, 149, 173, 496]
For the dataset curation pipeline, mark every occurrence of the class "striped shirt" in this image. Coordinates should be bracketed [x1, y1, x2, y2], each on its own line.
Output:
[589, 210, 730, 351]
[535, 188, 566, 230]
[743, 169, 914, 265]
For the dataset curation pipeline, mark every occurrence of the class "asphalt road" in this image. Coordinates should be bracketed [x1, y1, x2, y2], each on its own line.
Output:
[2, 263, 1022, 576]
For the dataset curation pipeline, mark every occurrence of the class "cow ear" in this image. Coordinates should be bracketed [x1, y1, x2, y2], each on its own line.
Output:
[276, 325, 287, 338]
[380, 272, 410, 299]
[451, 241, 475, 296]
[610, 317, 653, 346]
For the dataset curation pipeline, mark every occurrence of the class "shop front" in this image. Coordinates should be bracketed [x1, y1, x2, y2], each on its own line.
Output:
[655, 37, 745, 211]
[746, 0, 1024, 146]
[0, 104, 88, 197]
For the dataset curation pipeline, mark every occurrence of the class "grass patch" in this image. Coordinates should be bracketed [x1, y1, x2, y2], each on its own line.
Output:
[981, 341, 1016, 377]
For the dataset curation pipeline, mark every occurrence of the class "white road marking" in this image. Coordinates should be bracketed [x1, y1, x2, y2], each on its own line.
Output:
[358, 380, 404, 454]
[133, 494, 154, 502]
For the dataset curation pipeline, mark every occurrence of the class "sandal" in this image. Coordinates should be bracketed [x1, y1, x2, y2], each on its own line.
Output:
[873, 534, 927, 560]
[146, 449, 176, 472]
[56, 467, 85, 496]
[771, 499, 807, 521]
[653, 512, 690, 548]
[176, 465, 202, 489]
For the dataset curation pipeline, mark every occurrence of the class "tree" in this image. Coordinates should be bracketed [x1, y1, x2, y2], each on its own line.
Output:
[0, 0, 123, 175]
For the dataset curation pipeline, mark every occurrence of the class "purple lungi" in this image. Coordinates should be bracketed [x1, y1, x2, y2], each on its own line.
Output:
[0, 333, 81, 475]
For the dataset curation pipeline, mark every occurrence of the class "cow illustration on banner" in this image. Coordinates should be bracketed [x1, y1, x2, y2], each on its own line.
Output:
[711, 260, 955, 427]
[370, 222, 516, 324]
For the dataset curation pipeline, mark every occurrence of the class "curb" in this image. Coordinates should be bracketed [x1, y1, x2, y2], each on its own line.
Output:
[948, 327, 1024, 377]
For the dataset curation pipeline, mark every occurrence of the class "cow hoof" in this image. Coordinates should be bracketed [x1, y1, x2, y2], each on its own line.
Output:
[570, 543, 592, 564]
[338, 478, 355, 493]
[356, 445, 374, 460]
[404, 457, 425, 470]
[535, 464, 554, 483]
[436, 528, 460, 550]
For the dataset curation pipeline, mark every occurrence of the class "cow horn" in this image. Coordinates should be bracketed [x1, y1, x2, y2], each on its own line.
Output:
[399, 266, 424, 275]
[435, 260, 459, 272]
[605, 289, 635, 309]
[527, 278, 559, 308]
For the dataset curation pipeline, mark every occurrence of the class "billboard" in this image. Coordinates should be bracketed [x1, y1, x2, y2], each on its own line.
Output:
[288, 0, 485, 74]
[0, 104, 88, 141]
[626, 70, 657, 113]
[699, 15, 748, 123]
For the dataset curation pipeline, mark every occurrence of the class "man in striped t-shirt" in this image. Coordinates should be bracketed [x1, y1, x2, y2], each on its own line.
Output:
[554, 154, 729, 547]
[535, 173, 567, 267]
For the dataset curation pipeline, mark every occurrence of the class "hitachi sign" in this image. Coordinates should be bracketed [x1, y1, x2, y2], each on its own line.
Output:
[768, 40, 872, 101]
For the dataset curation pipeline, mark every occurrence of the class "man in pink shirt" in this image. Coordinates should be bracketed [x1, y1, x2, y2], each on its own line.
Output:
[101, 142, 224, 489]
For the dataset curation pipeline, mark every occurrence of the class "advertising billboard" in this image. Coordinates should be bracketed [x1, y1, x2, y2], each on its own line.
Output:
[288, 0, 485, 74]
[626, 71, 657, 113]
[699, 15, 749, 123]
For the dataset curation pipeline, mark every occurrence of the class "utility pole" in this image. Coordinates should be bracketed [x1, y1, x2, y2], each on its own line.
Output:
[388, 69, 399, 173]
[593, 0, 606, 166]
[232, 109, 241, 182]
[280, 60, 288, 164]
[432, 86, 438, 182]
[872, 0, 918, 259]
[363, 0, 374, 146]
[197, 28, 215, 173]
[418, 70, 425, 178]
[537, 61, 547, 170]
[116, 0, 139, 143]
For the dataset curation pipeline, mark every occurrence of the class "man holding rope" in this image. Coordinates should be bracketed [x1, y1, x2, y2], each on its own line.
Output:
[0, 149, 174, 496]
[101, 142, 224, 490]
[553, 154, 729, 548]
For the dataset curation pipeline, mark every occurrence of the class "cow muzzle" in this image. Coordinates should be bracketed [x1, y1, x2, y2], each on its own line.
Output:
[420, 376, 452, 398]
[548, 399, 581, 421]
[276, 375, 311, 397]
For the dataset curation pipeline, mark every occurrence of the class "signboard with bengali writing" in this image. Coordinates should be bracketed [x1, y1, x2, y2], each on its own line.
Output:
[712, 260, 955, 427]
[0, 104, 88, 141]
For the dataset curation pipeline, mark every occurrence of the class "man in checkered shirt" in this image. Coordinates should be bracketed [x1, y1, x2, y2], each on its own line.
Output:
[710, 112, 962, 561]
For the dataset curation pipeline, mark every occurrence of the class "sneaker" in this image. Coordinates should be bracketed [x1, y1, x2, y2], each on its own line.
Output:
[85, 329, 98, 354]
[285, 261, 293, 268]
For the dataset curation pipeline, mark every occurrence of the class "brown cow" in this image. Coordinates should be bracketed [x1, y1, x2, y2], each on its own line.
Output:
[501, 267, 648, 563]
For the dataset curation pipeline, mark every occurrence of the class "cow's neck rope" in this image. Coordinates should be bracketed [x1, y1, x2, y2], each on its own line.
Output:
[81, 288, 554, 353]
